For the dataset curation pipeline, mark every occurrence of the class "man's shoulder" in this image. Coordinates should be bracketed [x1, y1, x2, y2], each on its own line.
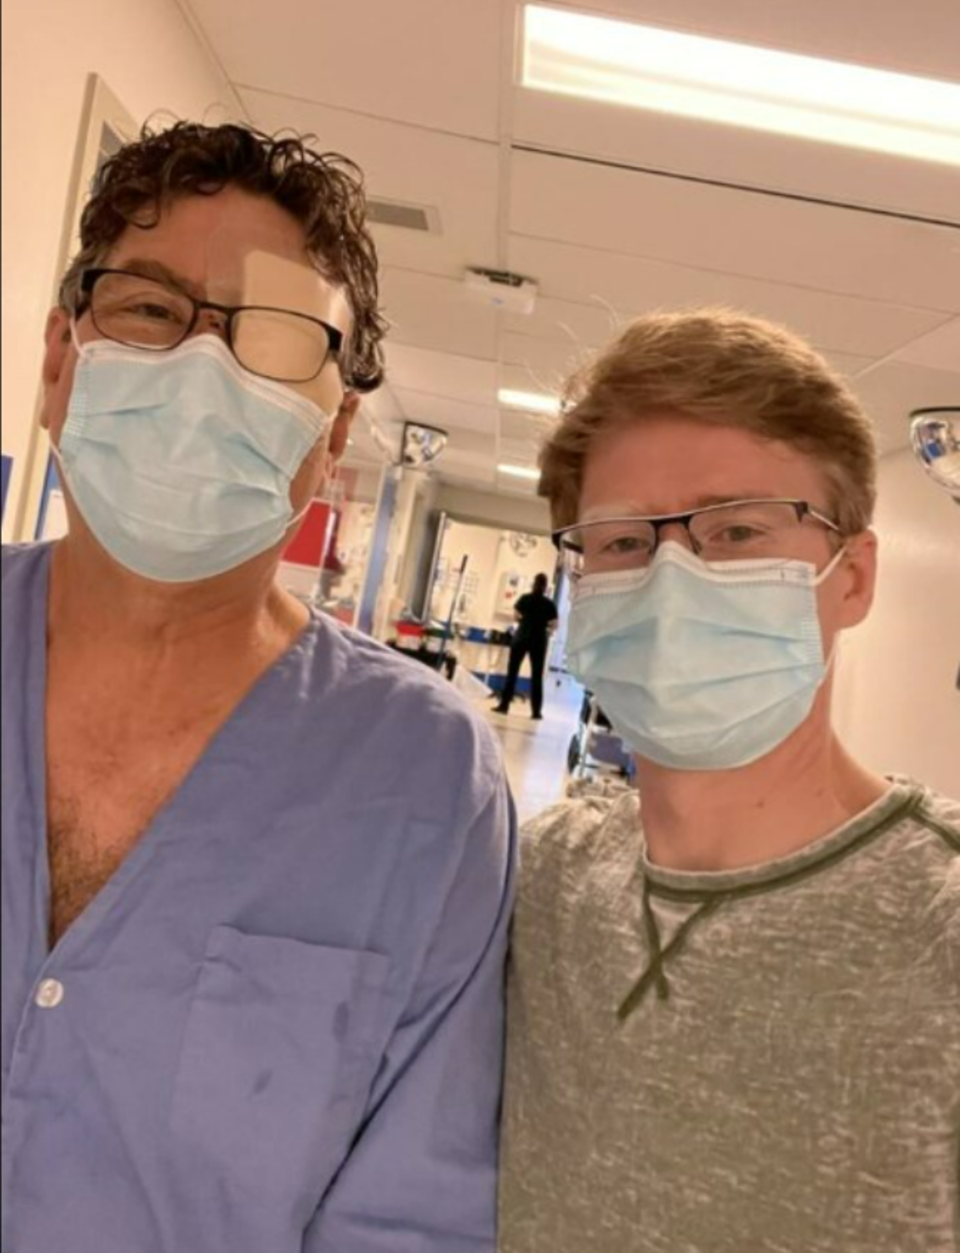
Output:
[310, 612, 503, 771]
[520, 784, 639, 883]
[883, 778, 960, 867]
[2, 542, 51, 582]
[1, 543, 51, 614]
[901, 780, 960, 906]
[888, 781, 960, 980]
[912, 784, 960, 847]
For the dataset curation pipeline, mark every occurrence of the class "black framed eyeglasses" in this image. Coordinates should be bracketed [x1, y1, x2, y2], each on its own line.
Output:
[554, 498, 843, 578]
[77, 268, 345, 385]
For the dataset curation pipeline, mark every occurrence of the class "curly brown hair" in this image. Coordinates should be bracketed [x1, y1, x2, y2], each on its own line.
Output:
[59, 120, 386, 391]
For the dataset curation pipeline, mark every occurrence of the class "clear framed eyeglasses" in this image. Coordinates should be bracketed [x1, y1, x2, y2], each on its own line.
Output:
[78, 268, 344, 385]
[554, 498, 842, 579]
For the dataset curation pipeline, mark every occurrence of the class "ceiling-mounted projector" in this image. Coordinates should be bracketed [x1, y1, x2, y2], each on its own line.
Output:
[464, 267, 538, 315]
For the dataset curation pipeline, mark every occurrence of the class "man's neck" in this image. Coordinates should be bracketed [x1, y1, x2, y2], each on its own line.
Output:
[47, 531, 309, 676]
[636, 708, 889, 873]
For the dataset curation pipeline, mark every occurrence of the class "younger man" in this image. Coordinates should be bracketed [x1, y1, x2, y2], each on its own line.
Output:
[499, 310, 958, 1253]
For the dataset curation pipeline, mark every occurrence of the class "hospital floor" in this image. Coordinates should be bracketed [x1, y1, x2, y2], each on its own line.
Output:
[473, 671, 585, 825]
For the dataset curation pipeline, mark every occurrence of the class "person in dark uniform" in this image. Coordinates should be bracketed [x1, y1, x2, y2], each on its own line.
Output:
[494, 573, 559, 719]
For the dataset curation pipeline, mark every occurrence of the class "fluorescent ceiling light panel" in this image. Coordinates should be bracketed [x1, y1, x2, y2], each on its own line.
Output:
[498, 464, 541, 480]
[498, 387, 562, 416]
[522, 5, 960, 166]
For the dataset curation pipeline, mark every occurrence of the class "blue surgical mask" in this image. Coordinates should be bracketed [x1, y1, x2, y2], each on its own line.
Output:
[55, 333, 330, 583]
[566, 541, 845, 770]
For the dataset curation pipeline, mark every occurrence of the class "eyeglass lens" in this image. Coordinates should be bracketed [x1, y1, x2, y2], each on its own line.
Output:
[562, 501, 816, 575]
[88, 271, 332, 383]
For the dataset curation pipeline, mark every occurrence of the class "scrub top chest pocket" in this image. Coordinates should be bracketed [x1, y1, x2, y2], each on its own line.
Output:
[171, 925, 391, 1205]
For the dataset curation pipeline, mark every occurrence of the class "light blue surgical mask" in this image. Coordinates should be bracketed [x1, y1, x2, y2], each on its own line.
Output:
[566, 541, 845, 770]
[55, 332, 331, 583]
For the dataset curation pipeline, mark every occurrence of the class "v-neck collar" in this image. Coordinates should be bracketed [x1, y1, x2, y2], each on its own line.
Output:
[32, 544, 324, 962]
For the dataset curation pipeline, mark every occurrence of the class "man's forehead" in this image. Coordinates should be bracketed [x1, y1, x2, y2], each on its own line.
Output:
[205, 224, 352, 333]
[579, 420, 830, 518]
[108, 193, 353, 334]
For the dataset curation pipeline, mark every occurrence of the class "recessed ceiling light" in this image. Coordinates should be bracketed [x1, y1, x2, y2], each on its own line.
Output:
[498, 463, 542, 481]
[498, 387, 562, 416]
[522, 4, 960, 166]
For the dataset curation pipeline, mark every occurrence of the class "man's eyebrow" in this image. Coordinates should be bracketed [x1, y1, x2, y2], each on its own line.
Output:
[686, 493, 776, 509]
[580, 493, 779, 521]
[114, 259, 204, 300]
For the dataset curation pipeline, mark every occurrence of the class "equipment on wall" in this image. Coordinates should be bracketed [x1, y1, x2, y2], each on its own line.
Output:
[507, 531, 539, 557]
[910, 407, 960, 503]
[401, 421, 449, 468]
[496, 570, 528, 617]
[358, 413, 449, 470]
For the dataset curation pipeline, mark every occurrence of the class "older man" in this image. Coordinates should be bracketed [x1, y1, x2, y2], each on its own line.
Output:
[1, 122, 515, 1252]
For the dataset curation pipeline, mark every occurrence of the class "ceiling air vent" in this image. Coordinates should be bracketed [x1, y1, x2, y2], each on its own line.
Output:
[366, 197, 441, 233]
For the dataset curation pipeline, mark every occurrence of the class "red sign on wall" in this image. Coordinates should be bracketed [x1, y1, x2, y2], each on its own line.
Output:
[283, 500, 337, 569]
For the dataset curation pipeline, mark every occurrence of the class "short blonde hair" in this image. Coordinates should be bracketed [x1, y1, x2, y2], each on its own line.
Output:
[539, 309, 877, 533]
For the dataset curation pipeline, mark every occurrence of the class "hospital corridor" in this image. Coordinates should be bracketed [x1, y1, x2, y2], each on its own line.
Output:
[1, 1, 958, 1250]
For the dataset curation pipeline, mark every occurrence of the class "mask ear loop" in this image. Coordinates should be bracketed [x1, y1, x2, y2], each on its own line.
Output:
[812, 543, 848, 586]
[287, 501, 313, 530]
[812, 542, 851, 676]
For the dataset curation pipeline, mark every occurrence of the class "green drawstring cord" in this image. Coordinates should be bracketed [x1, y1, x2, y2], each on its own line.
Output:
[617, 879, 669, 1020]
[618, 889, 722, 1022]
[617, 788, 933, 1022]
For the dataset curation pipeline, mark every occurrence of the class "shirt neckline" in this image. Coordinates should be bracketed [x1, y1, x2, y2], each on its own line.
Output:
[640, 778, 925, 901]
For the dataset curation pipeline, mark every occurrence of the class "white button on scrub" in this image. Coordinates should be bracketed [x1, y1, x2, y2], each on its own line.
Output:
[35, 978, 65, 1009]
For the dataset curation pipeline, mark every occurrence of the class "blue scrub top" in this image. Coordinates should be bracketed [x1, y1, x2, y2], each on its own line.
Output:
[1, 543, 516, 1253]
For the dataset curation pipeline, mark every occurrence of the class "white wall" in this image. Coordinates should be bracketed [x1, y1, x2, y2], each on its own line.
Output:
[834, 450, 960, 796]
[488, 532, 556, 623]
[1, 0, 240, 540]
[430, 520, 501, 624]
[430, 519, 555, 629]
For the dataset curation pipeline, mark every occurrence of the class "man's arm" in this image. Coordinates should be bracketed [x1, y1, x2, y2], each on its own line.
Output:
[304, 779, 517, 1253]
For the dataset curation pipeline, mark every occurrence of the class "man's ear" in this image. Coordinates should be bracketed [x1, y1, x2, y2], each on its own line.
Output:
[39, 308, 74, 431]
[328, 391, 361, 463]
[43, 309, 73, 383]
[836, 529, 878, 629]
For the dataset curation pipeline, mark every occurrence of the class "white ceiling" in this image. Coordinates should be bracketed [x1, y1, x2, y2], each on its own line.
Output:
[186, 0, 960, 502]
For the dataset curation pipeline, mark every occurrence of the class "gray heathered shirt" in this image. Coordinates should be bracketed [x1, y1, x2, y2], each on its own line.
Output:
[499, 779, 960, 1253]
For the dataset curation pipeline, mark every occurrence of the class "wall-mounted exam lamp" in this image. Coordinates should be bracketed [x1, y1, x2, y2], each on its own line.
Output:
[401, 421, 449, 469]
[910, 408, 960, 504]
